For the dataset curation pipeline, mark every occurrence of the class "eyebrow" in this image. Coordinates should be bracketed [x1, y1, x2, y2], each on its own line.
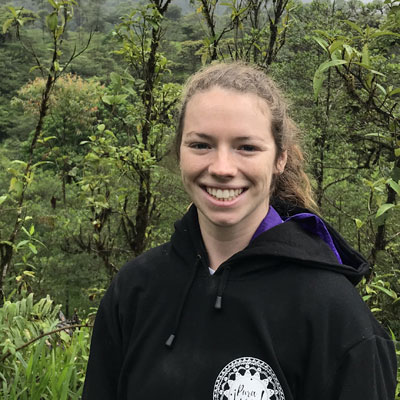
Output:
[184, 131, 262, 142]
[184, 132, 212, 140]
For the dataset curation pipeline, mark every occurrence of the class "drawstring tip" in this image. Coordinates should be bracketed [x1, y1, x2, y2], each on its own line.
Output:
[214, 296, 222, 310]
[165, 334, 176, 348]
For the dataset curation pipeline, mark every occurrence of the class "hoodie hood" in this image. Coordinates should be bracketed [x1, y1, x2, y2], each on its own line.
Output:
[171, 201, 369, 286]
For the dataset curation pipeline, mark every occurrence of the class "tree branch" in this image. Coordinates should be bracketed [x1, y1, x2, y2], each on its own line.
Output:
[1, 323, 93, 362]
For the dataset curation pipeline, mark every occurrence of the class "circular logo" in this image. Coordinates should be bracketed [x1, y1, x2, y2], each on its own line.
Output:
[213, 357, 285, 400]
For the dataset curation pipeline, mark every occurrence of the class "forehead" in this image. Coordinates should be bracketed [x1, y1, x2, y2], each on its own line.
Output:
[181, 87, 274, 144]
[186, 86, 270, 116]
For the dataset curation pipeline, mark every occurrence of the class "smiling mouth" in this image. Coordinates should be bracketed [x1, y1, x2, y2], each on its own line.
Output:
[204, 187, 245, 201]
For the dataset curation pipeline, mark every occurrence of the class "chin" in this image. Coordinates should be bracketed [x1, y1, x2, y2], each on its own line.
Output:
[202, 211, 242, 228]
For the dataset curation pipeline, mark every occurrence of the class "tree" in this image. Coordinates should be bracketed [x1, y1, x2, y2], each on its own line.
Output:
[0, 0, 92, 303]
[106, 0, 180, 257]
[190, 0, 295, 67]
[13, 74, 102, 204]
[313, 0, 400, 267]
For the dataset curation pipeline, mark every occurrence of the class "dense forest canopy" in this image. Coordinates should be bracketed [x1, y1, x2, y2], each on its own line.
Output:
[0, 0, 399, 397]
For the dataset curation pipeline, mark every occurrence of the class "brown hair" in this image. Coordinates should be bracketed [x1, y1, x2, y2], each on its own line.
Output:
[175, 61, 316, 211]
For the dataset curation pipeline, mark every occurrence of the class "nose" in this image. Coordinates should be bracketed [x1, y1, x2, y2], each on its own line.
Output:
[208, 148, 237, 178]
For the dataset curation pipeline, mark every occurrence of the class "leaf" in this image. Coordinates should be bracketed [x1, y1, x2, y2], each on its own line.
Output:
[388, 88, 400, 97]
[7, 6, 17, 18]
[29, 65, 41, 74]
[370, 284, 398, 299]
[55, 26, 64, 40]
[48, 0, 58, 10]
[46, 12, 58, 32]
[328, 40, 344, 55]
[376, 203, 395, 218]
[43, 136, 57, 142]
[102, 95, 113, 105]
[11, 159, 27, 167]
[354, 218, 364, 229]
[375, 83, 386, 96]
[352, 63, 385, 76]
[313, 36, 328, 52]
[387, 179, 400, 195]
[313, 59, 347, 100]
[365, 285, 375, 294]
[2, 18, 14, 34]
[362, 43, 370, 67]
[364, 132, 392, 143]
[59, 330, 71, 343]
[365, 132, 383, 137]
[313, 29, 332, 40]
[21, 226, 31, 237]
[102, 94, 128, 105]
[343, 44, 354, 58]
[85, 152, 100, 162]
[9, 178, 23, 198]
[344, 20, 363, 34]
[316, 59, 347, 74]
[365, 72, 373, 89]
[0, 194, 7, 205]
[16, 240, 29, 249]
[395, 148, 400, 157]
[110, 72, 121, 86]
[148, 20, 159, 30]
[32, 161, 52, 169]
[370, 30, 400, 39]
[313, 70, 325, 101]
[201, 51, 208, 66]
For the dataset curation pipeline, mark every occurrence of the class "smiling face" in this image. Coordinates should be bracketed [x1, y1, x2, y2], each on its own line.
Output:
[180, 87, 287, 233]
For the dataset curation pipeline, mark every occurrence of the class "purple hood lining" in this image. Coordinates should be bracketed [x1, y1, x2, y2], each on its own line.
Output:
[251, 206, 342, 264]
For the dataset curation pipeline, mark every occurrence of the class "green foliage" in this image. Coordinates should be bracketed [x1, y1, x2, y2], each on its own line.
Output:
[360, 271, 400, 326]
[312, 2, 400, 264]
[0, 293, 91, 399]
[0, 0, 94, 305]
[12, 73, 103, 197]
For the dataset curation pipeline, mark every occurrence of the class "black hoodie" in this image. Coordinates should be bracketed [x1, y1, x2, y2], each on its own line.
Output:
[83, 204, 397, 399]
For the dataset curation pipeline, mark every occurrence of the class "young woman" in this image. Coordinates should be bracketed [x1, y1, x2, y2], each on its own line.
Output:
[83, 62, 397, 399]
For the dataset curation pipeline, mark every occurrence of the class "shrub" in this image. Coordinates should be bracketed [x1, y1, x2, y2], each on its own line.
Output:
[0, 293, 92, 399]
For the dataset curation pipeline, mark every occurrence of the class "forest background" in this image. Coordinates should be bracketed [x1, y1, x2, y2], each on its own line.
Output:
[0, 0, 399, 397]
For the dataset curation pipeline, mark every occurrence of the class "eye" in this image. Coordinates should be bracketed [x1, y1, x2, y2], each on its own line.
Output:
[238, 144, 257, 152]
[189, 142, 211, 150]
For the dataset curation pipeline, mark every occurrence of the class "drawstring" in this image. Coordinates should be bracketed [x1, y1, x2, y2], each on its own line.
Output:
[214, 266, 231, 310]
[165, 259, 231, 348]
[165, 255, 202, 348]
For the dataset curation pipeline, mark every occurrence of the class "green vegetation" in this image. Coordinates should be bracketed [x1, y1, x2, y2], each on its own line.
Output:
[0, 0, 399, 397]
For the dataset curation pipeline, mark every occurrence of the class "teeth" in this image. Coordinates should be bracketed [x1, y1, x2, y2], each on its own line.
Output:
[206, 187, 243, 201]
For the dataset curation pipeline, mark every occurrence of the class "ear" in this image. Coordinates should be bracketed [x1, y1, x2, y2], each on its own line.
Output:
[275, 150, 287, 174]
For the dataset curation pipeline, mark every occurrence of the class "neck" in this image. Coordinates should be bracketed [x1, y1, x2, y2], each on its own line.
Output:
[198, 209, 268, 271]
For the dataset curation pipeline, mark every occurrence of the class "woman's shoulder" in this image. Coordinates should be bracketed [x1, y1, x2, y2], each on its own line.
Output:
[106, 242, 176, 294]
[284, 265, 365, 312]
[283, 264, 389, 340]
[119, 242, 173, 274]
[99, 241, 184, 308]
